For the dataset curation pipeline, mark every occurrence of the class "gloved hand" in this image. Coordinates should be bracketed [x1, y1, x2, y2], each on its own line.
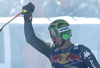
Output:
[22, 2, 35, 22]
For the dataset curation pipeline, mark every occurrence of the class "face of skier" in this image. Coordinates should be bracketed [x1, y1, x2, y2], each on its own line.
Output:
[51, 35, 63, 47]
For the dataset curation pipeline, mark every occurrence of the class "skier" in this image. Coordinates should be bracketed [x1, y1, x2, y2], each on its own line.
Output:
[22, 2, 100, 68]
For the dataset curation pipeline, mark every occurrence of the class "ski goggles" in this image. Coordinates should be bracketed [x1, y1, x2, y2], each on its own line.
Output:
[49, 26, 71, 37]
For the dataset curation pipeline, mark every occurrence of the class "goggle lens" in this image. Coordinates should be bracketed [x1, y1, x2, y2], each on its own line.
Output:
[50, 29, 60, 37]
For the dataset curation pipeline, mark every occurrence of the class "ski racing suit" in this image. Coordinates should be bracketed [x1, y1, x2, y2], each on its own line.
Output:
[24, 21, 100, 68]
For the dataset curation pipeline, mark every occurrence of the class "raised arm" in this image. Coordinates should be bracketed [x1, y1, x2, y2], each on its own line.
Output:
[22, 2, 50, 58]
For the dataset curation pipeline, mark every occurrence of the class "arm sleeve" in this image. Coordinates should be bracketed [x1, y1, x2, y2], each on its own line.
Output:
[24, 20, 50, 58]
[80, 45, 100, 68]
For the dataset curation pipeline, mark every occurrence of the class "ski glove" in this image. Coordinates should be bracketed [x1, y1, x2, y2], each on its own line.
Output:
[22, 2, 35, 22]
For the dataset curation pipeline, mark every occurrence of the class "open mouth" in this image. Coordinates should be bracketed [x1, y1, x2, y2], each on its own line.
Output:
[53, 41, 56, 45]
[53, 41, 59, 47]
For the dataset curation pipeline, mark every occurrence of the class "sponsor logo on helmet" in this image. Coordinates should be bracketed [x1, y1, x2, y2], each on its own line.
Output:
[56, 21, 69, 28]
[58, 26, 71, 33]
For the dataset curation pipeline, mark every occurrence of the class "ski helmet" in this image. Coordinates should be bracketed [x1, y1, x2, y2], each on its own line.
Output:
[48, 19, 72, 40]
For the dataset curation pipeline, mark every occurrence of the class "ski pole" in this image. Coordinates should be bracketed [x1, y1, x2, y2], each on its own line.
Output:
[0, 11, 24, 32]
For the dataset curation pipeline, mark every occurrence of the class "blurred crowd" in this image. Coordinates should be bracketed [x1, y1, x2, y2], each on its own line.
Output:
[0, 0, 100, 18]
